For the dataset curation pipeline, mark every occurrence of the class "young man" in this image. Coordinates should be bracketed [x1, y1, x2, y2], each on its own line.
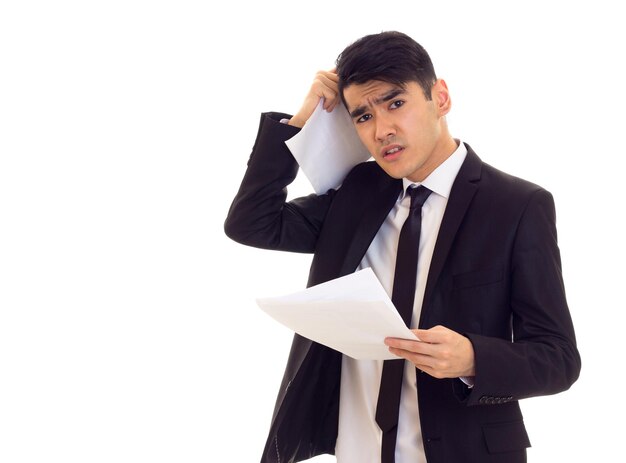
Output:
[225, 31, 580, 463]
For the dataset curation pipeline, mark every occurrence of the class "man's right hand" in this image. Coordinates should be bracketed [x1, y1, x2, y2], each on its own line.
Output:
[288, 69, 340, 128]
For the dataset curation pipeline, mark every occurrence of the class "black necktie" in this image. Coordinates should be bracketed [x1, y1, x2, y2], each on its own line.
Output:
[375, 185, 432, 463]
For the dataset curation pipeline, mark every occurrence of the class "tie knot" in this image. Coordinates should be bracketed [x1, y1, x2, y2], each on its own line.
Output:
[407, 185, 432, 210]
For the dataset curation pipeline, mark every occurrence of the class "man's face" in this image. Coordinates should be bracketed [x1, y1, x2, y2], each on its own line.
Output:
[343, 80, 451, 182]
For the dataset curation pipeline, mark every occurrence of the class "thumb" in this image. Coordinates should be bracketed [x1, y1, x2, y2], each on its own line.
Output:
[413, 327, 443, 343]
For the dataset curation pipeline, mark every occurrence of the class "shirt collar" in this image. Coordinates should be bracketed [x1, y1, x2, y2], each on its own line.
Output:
[401, 140, 468, 200]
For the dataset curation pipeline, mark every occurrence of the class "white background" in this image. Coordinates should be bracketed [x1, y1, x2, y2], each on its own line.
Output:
[1, 1, 624, 461]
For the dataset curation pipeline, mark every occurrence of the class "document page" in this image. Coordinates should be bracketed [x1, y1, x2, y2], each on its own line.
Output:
[284, 99, 371, 194]
[256, 268, 418, 360]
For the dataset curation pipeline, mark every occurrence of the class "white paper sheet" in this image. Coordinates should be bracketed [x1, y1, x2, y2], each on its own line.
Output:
[256, 268, 418, 360]
[284, 99, 371, 194]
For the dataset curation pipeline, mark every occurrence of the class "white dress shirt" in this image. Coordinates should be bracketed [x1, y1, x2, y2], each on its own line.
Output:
[335, 141, 468, 463]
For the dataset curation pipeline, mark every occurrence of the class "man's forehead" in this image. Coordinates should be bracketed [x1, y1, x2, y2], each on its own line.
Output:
[345, 81, 405, 100]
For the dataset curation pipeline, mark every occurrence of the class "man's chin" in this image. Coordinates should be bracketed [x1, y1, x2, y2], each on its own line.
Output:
[375, 162, 407, 180]
[372, 156, 404, 179]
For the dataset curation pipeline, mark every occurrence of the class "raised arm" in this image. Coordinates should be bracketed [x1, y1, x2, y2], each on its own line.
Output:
[224, 71, 343, 252]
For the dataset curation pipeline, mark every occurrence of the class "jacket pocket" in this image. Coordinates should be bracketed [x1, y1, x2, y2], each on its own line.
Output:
[482, 420, 531, 454]
[452, 267, 503, 290]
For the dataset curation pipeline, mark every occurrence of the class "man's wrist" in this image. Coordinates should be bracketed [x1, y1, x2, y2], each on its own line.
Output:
[287, 115, 305, 128]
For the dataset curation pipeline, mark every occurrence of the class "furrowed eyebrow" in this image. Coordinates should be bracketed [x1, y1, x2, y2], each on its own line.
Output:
[349, 106, 368, 119]
[349, 88, 407, 119]
[378, 88, 405, 104]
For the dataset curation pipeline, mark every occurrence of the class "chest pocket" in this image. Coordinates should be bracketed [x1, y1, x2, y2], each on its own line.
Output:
[452, 267, 503, 291]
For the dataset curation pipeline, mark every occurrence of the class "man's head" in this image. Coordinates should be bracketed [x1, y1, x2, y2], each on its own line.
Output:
[336, 31, 437, 106]
[336, 31, 456, 182]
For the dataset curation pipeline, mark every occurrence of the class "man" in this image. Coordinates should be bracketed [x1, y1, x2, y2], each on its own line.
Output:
[224, 31, 580, 463]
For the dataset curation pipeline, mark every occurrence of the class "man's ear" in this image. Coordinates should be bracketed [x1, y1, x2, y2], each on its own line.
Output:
[433, 79, 452, 116]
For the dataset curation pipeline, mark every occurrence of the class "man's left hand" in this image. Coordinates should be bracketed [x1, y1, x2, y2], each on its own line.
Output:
[385, 325, 476, 379]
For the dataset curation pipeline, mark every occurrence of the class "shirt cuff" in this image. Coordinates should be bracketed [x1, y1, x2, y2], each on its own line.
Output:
[460, 376, 475, 388]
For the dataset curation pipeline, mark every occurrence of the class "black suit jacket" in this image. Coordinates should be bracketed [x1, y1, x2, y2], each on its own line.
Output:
[224, 113, 581, 463]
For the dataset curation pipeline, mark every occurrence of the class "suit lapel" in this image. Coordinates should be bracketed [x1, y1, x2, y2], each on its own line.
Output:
[421, 146, 482, 324]
[339, 174, 402, 276]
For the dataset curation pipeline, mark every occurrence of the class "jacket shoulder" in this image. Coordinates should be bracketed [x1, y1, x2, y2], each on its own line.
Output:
[477, 160, 553, 211]
[482, 162, 545, 193]
[341, 160, 391, 190]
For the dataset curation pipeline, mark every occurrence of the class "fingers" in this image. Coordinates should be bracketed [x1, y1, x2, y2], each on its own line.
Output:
[387, 343, 440, 377]
[319, 69, 338, 81]
[312, 70, 340, 111]
[385, 326, 476, 379]
[414, 325, 449, 343]
[290, 69, 339, 128]
[386, 337, 434, 355]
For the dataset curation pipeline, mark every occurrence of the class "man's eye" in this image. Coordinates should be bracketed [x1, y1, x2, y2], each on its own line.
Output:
[356, 114, 372, 123]
[390, 100, 404, 109]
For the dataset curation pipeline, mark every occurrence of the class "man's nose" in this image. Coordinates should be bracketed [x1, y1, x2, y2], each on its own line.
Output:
[375, 115, 396, 142]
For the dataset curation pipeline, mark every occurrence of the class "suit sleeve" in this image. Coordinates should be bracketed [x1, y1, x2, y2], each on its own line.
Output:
[463, 188, 581, 405]
[224, 112, 335, 253]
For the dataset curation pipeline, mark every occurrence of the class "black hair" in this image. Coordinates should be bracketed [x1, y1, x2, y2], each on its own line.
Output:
[336, 31, 437, 107]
